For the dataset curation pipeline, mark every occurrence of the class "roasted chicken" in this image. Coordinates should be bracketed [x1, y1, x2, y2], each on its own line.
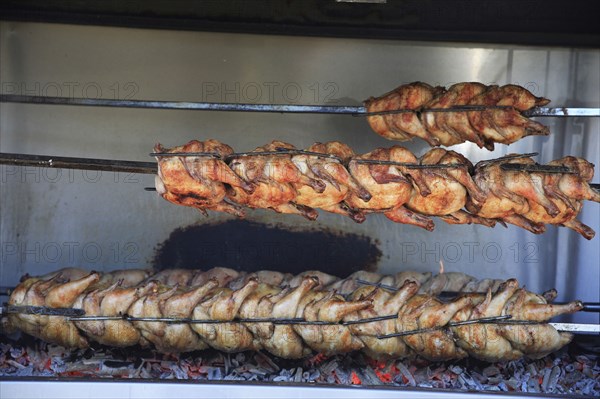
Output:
[227, 141, 325, 220]
[467, 155, 600, 239]
[404, 148, 495, 228]
[154, 140, 254, 217]
[366, 82, 550, 149]
[365, 82, 444, 146]
[346, 146, 435, 230]
[4, 268, 582, 362]
[154, 140, 598, 238]
[293, 142, 371, 222]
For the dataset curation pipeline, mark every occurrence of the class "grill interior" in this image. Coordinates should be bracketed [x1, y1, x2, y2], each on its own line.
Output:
[0, 2, 599, 398]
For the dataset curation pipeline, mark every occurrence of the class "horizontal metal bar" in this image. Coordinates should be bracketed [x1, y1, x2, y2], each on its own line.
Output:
[1, 94, 598, 117]
[500, 163, 575, 174]
[351, 160, 465, 169]
[4, 304, 596, 335]
[0, 305, 85, 317]
[377, 315, 513, 339]
[151, 152, 220, 158]
[2, 153, 598, 195]
[549, 322, 600, 334]
[0, 153, 157, 174]
[1, 380, 539, 399]
[523, 107, 600, 117]
[0, 94, 363, 114]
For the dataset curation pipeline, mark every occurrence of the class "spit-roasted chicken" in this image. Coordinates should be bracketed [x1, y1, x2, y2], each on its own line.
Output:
[154, 140, 254, 217]
[4, 268, 582, 362]
[365, 82, 444, 146]
[403, 148, 495, 228]
[154, 140, 598, 238]
[366, 82, 550, 149]
[293, 142, 372, 222]
[347, 146, 435, 231]
[467, 155, 600, 239]
[227, 141, 325, 220]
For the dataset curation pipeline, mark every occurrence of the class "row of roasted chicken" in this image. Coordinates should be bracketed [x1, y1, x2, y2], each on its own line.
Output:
[155, 139, 599, 238]
[5, 267, 581, 362]
[365, 82, 550, 149]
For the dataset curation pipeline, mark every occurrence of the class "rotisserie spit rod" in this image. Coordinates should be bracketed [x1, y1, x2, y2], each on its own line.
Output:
[153, 140, 600, 239]
[2, 82, 599, 149]
[2, 268, 587, 362]
[1, 142, 598, 238]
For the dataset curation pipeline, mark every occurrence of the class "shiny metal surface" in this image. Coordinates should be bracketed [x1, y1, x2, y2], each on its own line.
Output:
[3, 94, 598, 116]
[0, 380, 572, 399]
[0, 22, 598, 327]
[549, 322, 600, 334]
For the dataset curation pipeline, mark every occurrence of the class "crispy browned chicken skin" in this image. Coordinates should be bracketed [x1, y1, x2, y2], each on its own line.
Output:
[366, 82, 550, 149]
[6, 268, 582, 362]
[155, 141, 599, 238]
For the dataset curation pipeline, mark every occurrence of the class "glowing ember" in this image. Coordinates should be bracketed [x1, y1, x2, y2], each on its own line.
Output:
[1, 337, 599, 395]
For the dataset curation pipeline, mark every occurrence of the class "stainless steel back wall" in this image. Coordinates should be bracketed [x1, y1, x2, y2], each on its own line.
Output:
[0, 22, 598, 322]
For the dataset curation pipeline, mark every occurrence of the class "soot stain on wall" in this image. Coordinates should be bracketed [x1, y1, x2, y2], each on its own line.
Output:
[153, 220, 381, 277]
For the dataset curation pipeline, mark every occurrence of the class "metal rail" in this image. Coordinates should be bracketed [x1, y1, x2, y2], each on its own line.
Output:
[0, 152, 158, 175]
[1, 94, 599, 117]
[354, 279, 600, 313]
[2, 152, 599, 192]
[1, 304, 596, 335]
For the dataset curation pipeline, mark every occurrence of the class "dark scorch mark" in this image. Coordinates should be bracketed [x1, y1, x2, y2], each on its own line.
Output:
[153, 220, 381, 277]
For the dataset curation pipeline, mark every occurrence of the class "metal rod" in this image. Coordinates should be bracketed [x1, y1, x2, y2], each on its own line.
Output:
[274, 148, 342, 161]
[364, 105, 515, 116]
[351, 159, 465, 169]
[355, 279, 399, 292]
[150, 152, 221, 158]
[2, 94, 598, 117]
[0, 94, 363, 114]
[4, 304, 597, 333]
[68, 314, 397, 326]
[2, 153, 598, 194]
[225, 149, 340, 161]
[376, 315, 513, 339]
[354, 281, 600, 313]
[0, 152, 157, 174]
[0, 305, 85, 317]
[523, 107, 600, 117]
[500, 164, 575, 174]
[476, 152, 539, 165]
[342, 314, 398, 325]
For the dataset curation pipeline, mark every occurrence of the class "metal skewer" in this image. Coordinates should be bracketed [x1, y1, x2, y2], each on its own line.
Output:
[2, 94, 598, 117]
[354, 279, 600, 313]
[0, 305, 85, 317]
[376, 315, 513, 339]
[500, 163, 575, 174]
[0, 152, 157, 174]
[476, 152, 539, 166]
[1, 153, 598, 191]
[351, 159, 465, 169]
[150, 152, 221, 158]
[2, 304, 597, 334]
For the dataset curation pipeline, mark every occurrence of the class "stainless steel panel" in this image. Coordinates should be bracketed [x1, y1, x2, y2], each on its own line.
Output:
[0, 22, 598, 324]
[0, 380, 565, 399]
